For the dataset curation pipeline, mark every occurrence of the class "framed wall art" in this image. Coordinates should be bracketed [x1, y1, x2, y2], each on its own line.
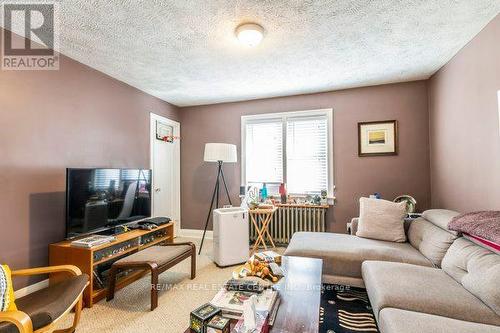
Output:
[358, 120, 398, 156]
[156, 120, 174, 143]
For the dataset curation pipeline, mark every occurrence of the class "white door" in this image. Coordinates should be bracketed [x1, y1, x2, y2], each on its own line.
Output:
[150, 113, 181, 236]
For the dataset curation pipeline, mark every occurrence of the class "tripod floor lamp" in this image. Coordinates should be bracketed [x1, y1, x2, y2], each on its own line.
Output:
[199, 143, 237, 254]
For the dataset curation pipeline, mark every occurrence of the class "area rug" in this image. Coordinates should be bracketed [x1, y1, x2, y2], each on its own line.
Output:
[319, 284, 379, 333]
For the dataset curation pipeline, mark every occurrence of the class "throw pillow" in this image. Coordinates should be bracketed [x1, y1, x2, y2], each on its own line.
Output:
[356, 197, 407, 242]
[0, 264, 17, 311]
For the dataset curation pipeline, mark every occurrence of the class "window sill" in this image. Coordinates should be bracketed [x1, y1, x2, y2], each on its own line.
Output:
[275, 203, 329, 209]
[238, 195, 336, 206]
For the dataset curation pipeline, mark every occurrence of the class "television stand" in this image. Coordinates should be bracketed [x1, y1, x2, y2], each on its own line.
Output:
[49, 222, 174, 308]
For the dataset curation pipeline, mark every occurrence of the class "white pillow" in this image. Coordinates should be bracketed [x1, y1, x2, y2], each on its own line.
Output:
[356, 197, 407, 242]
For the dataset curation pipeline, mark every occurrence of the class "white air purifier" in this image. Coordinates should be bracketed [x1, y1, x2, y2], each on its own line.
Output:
[213, 207, 249, 266]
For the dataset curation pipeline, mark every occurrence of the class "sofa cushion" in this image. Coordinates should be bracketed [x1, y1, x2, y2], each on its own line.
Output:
[284, 232, 431, 280]
[362, 261, 500, 326]
[408, 217, 458, 267]
[442, 237, 500, 316]
[0, 274, 88, 333]
[422, 209, 460, 235]
[351, 217, 413, 236]
[379, 308, 500, 333]
[356, 198, 407, 242]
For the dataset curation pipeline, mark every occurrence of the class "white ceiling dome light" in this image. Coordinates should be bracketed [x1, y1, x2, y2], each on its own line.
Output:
[235, 23, 264, 47]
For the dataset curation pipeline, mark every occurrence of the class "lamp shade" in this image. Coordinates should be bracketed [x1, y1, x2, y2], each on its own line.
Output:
[204, 143, 237, 163]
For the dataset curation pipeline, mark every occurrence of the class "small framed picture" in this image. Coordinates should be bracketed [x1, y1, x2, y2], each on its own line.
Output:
[156, 121, 174, 142]
[358, 120, 398, 156]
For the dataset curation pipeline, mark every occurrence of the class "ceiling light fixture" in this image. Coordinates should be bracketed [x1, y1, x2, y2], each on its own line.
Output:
[235, 23, 264, 47]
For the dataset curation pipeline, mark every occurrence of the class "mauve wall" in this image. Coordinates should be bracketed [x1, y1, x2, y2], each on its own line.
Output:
[429, 15, 500, 211]
[179, 81, 431, 233]
[0, 29, 180, 289]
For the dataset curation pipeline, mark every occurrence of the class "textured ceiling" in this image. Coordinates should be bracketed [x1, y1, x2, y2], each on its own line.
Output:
[3, 1, 500, 106]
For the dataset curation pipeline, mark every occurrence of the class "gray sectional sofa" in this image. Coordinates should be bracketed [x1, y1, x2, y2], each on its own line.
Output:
[284, 209, 500, 333]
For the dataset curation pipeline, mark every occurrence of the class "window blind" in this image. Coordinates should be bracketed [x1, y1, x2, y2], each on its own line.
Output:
[121, 169, 140, 181]
[93, 169, 120, 189]
[245, 120, 283, 183]
[242, 110, 332, 196]
[286, 116, 328, 194]
[121, 169, 150, 181]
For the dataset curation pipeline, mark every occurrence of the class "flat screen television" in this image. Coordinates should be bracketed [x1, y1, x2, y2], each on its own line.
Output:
[66, 168, 152, 238]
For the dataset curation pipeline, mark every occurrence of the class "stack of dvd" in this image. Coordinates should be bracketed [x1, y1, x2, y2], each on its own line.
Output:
[70, 235, 116, 248]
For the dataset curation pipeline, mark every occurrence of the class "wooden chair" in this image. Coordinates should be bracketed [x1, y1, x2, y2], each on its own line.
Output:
[0, 265, 89, 333]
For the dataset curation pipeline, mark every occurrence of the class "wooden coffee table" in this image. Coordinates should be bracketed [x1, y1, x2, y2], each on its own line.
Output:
[184, 256, 323, 333]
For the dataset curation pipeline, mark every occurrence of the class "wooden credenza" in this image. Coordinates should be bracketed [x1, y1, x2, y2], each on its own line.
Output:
[49, 222, 174, 307]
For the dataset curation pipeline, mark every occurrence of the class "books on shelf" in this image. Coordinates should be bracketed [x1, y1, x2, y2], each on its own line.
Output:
[70, 235, 116, 248]
[92, 271, 105, 289]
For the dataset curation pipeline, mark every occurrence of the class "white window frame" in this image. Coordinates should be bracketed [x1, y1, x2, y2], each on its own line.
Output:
[241, 108, 334, 197]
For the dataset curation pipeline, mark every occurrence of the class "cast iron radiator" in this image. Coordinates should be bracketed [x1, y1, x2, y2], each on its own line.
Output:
[250, 205, 328, 245]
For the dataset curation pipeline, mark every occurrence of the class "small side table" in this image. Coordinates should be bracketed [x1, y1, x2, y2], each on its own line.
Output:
[249, 207, 278, 253]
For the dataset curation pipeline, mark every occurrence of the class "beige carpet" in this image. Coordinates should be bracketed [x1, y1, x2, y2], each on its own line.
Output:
[57, 237, 284, 333]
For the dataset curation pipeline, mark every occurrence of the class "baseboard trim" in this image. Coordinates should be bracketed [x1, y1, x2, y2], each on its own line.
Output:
[179, 229, 213, 239]
[14, 278, 49, 298]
